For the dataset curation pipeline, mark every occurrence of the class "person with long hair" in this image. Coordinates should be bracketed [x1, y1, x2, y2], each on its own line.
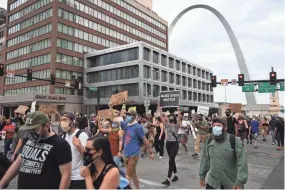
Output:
[275, 116, 284, 150]
[80, 135, 120, 189]
[158, 106, 181, 187]
[154, 117, 165, 158]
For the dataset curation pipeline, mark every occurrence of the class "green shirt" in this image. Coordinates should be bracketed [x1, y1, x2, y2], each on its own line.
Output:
[197, 120, 208, 135]
[199, 134, 248, 189]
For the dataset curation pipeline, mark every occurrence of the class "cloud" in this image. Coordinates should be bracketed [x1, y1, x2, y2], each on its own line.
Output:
[153, 0, 284, 106]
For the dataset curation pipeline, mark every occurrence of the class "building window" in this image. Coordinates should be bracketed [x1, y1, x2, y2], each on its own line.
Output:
[143, 66, 151, 78]
[182, 76, 186, 86]
[193, 67, 196, 76]
[182, 90, 187, 100]
[187, 65, 191, 74]
[153, 69, 159, 81]
[198, 81, 201, 90]
[143, 47, 150, 61]
[87, 66, 139, 82]
[193, 92, 197, 101]
[153, 85, 160, 97]
[161, 54, 167, 66]
[198, 93, 202, 102]
[193, 79, 197, 88]
[176, 75, 180, 85]
[175, 60, 180, 71]
[4, 85, 50, 95]
[90, 48, 139, 67]
[161, 86, 168, 91]
[55, 87, 74, 95]
[162, 71, 167, 82]
[182, 62, 186, 73]
[188, 78, 192, 88]
[169, 73, 174, 84]
[188, 91, 192, 101]
[153, 51, 159, 64]
[169, 57, 174, 69]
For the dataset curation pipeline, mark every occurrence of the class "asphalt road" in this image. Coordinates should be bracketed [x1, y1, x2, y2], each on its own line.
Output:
[1, 135, 284, 189]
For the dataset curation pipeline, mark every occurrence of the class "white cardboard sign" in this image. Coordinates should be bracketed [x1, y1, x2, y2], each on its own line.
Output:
[197, 106, 209, 116]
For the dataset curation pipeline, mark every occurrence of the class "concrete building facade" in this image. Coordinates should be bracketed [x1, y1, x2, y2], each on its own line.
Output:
[0, 0, 168, 117]
[84, 42, 215, 114]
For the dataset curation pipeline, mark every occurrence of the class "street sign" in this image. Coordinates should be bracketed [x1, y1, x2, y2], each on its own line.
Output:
[231, 79, 237, 85]
[242, 84, 255, 92]
[221, 79, 228, 86]
[280, 81, 284, 91]
[89, 86, 97, 91]
[258, 82, 276, 93]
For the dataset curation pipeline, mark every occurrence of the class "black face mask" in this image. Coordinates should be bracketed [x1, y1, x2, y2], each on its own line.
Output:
[29, 126, 48, 142]
[83, 149, 99, 166]
[226, 113, 230, 117]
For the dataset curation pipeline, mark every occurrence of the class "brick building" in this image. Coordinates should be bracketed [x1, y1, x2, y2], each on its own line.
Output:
[0, 0, 168, 116]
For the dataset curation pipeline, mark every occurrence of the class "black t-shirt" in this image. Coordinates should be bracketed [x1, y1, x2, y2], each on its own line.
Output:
[227, 117, 237, 135]
[276, 120, 284, 133]
[18, 134, 72, 189]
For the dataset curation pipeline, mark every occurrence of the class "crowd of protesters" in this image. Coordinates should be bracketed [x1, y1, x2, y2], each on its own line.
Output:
[0, 105, 284, 189]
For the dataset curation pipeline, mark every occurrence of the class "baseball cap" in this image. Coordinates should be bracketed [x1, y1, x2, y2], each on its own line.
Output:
[126, 110, 137, 116]
[20, 111, 50, 131]
[61, 112, 76, 121]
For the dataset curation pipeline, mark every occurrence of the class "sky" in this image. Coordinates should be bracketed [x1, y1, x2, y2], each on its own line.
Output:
[152, 0, 284, 106]
[0, 0, 284, 106]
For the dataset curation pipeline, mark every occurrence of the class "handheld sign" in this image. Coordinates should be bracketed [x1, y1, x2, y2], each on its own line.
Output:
[159, 90, 180, 108]
[14, 105, 29, 115]
[197, 106, 209, 116]
[110, 91, 128, 106]
[98, 109, 113, 119]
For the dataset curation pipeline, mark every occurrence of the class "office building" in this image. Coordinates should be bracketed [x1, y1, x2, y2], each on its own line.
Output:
[84, 42, 215, 114]
[136, 0, 152, 10]
[0, 0, 168, 116]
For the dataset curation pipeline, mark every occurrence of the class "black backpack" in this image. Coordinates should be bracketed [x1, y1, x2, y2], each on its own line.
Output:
[207, 134, 236, 155]
[0, 152, 12, 188]
[62, 129, 86, 139]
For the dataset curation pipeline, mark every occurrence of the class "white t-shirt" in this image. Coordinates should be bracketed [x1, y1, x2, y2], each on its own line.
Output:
[64, 129, 89, 180]
[178, 120, 190, 135]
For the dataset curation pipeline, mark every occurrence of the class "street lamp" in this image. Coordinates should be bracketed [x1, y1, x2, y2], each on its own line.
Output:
[144, 69, 159, 113]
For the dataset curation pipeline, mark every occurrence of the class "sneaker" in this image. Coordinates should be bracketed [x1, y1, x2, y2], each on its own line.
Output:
[250, 141, 252, 144]
[159, 156, 163, 159]
[171, 176, 178, 182]
[247, 140, 249, 144]
[272, 143, 275, 145]
[157, 153, 160, 157]
[162, 179, 170, 186]
[276, 146, 281, 151]
[254, 146, 257, 148]
[192, 153, 198, 158]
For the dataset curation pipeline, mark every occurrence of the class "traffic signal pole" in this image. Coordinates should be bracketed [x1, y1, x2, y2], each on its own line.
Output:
[214, 79, 284, 85]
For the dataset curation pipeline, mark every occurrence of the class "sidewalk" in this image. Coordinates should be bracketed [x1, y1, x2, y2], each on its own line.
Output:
[261, 156, 284, 189]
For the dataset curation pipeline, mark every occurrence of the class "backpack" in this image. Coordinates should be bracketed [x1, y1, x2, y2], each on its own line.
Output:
[104, 165, 131, 189]
[62, 129, 87, 139]
[0, 152, 12, 188]
[207, 134, 236, 156]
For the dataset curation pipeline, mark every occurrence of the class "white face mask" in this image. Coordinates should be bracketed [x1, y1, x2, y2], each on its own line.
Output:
[60, 122, 71, 133]
[212, 126, 223, 136]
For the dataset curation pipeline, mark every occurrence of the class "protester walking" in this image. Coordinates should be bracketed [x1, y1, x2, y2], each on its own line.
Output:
[249, 116, 260, 148]
[158, 106, 181, 187]
[199, 117, 248, 189]
[275, 116, 284, 150]
[192, 114, 208, 158]
[154, 117, 165, 158]
[2, 119, 15, 157]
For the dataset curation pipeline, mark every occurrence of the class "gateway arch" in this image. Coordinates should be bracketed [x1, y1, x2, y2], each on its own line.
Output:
[169, 4, 256, 104]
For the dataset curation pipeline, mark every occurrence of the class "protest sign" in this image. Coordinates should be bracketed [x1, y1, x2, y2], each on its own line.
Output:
[30, 101, 37, 113]
[14, 105, 29, 115]
[229, 103, 242, 113]
[98, 109, 113, 119]
[159, 90, 180, 108]
[197, 106, 209, 116]
[39, 105, 57, 114]
[128, 106, 136, 112]
[110, 91, 128, 105]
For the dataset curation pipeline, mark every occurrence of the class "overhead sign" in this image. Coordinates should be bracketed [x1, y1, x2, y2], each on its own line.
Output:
[221, 79, 228, 86]
[242, 84, 255, 92]
[231, 79, 237, 85]
[89, 86, 97, 92]
[278, 82, 284, 91]
[110, 91, 128, 105]
[159, 90, 180, 108]
[258, 82, 276, 93]
[197, 106, 209, 116]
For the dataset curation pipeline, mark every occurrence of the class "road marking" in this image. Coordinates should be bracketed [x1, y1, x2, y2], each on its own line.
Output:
[139, 178, 165, 187]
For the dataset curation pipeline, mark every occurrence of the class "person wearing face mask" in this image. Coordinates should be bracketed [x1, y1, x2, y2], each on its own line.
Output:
[120, 109, 154, 189]
[199, 117, 248, 190]
[60, 112, 89, 189]
[76, 112, 88, 130]
[158, 106, 181, 187]
[225, 109, 237, 135]
[80, 135, 131, 189]
[0, 111, 72, 189]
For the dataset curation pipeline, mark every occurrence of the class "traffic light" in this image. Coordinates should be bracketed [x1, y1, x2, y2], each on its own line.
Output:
[270, 71, 277, 85]
[51, 74, 55, 85]
[27, 69, 33, 81]
[211, 75, 217, 87]
[238, 74, 244, 86]
[0, 64, 4, 76]
[74, 79, 79, 89]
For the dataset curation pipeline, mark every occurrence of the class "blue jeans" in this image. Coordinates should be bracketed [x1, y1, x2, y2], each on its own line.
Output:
[113, 156, 126, 176]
